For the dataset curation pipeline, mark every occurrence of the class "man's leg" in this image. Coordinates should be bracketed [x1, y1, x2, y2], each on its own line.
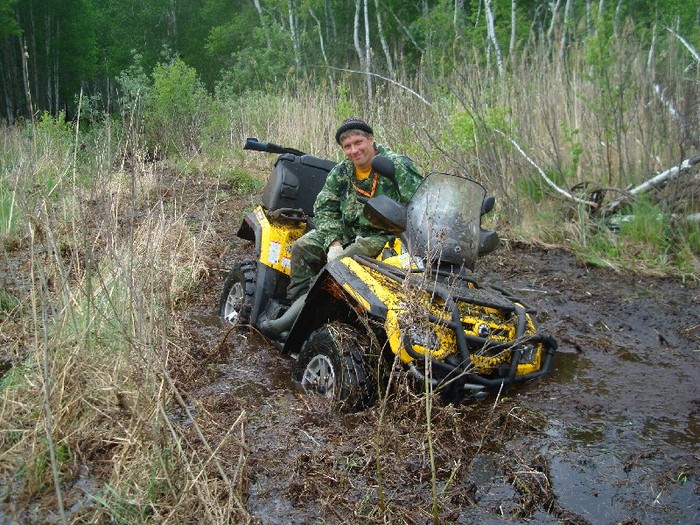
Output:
[338, 234, 389, 260]
[287, 229, 327, 301]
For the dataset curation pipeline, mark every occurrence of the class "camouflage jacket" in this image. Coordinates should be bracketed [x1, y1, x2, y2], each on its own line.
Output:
[313, 144, 423, 248]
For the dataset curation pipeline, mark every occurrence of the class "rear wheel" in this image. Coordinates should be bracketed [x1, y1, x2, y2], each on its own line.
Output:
[293, 321, 376, 412]
[218, 261, 257, 325]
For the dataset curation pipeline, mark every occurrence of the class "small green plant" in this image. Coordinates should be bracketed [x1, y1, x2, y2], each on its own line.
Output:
[561, 122, 583, 180]
[447, 106, 512, 153]
[0, 287, 19, 318]
[617, 197, 669, 247]
[0, 179, 19, 237]
[223, 167, 264, 193]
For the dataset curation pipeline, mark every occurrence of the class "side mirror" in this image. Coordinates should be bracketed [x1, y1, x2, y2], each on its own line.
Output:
[371, 155, 403, 199]
[371, 156, 397, 184]
[481, 195, 495, 216]
[363, 195, 406, 233]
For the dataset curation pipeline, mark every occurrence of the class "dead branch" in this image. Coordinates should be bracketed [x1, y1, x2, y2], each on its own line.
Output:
[328, 66, 432, 106]
[602, 154, 700, 214]
[665, 26, 700, 63]
[493, 129, 599, 208]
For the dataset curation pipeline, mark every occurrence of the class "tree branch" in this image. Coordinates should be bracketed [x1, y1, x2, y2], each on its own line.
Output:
[493, 129, 599, 208]
[665, 26, 700, 63]
[327, 66, 432, 106]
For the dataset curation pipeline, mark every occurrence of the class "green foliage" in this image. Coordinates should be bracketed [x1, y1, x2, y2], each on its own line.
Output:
[0, 0, 19, 38]
[222, 167, 264, 194]
[561, 122, 583, 180]
[144, 58, 212, 155]
[334, 84, 363, 123]
[0, 179, 19, 237]
[32, 111, 74, 147]
[221, 23, 296, 94]
[95, 0, 171, 80]
[617, 197, 669, 247]
[0, 287, 18, 318]
[115, 51, 150, 117]
[447, 106, 512, 153]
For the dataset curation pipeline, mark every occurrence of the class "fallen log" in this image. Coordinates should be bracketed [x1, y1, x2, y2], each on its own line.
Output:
[601, 154, 700, 215]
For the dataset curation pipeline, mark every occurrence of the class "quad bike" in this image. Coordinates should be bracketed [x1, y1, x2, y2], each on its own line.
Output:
[219, 138, 557, 411]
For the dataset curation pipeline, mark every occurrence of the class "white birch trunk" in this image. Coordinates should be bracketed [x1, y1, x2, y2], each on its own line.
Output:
[374, 0, 394, 77]
[484, 0, 504, 74]
[251, 0, 271, 48]
[287, 0, 301, 67]
[510, 0, 517, 66]
[19, 37, 33, 120]
[602, 155, 700, 214]
[454, 0, 464, 30]
[647, 22, 656, 69]
[363, 0, 372, 99]
[547, 0, 561, 45]
[559, 0, 572, 61]
[353, 0, 364, 71]
[309, 8, 333, 88]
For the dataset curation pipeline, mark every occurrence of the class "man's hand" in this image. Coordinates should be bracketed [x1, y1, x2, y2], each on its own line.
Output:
[327, 241, 343, 261]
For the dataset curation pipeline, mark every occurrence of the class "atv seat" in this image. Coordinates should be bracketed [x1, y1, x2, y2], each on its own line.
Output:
[261, 153, 336, 217]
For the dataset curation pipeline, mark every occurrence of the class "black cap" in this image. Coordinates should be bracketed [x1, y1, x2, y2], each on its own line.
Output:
[335, 117, 373, 144]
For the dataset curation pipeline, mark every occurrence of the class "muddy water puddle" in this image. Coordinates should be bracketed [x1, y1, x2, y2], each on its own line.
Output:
[185, 247, 699, 524]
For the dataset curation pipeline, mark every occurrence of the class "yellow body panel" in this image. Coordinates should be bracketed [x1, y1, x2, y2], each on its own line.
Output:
[255, 206, 306, 275]
[339, 239, 544, 378]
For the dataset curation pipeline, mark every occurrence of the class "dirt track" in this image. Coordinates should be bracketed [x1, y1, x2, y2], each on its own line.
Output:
[186, 238, 699, 525]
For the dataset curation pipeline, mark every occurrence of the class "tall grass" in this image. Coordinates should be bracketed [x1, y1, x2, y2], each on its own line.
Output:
[0, 114, 248, 523]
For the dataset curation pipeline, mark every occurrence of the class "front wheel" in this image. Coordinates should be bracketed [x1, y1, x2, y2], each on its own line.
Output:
[218, 261, 257, 325]
[293, 321, 377, 412]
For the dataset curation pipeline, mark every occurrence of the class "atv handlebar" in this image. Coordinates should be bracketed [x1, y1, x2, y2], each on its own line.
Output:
[244, 137, 306, 157]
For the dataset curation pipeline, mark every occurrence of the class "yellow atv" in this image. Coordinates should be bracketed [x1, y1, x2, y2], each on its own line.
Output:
[219, 139, 557, 410]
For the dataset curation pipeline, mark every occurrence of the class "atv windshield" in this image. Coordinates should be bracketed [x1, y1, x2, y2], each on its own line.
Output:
[405, 173, 486, 271]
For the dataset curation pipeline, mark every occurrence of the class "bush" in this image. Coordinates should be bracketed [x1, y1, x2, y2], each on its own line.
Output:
[145, 58, 212, 155]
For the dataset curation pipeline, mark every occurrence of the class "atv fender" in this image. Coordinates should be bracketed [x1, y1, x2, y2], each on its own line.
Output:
[283, 260, 388, 355]
[237, 211, 262, 252]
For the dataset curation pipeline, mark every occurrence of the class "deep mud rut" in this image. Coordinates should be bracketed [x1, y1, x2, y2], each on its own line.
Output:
[186, 235, 699, 525]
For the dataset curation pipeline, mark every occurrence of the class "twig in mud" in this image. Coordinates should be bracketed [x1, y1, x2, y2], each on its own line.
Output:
[299, 428, 321, 447]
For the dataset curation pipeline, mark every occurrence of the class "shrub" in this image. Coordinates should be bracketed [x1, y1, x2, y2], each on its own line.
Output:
[144, 58, 212, 155]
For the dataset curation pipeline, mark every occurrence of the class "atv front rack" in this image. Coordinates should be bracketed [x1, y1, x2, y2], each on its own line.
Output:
[353, 254, 557, 393]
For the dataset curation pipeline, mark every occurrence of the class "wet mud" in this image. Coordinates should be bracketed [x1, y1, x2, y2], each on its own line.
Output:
[186, 241, 699, 525]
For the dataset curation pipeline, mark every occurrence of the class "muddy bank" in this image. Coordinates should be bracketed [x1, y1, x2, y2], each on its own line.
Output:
[184, 243, 698, 524]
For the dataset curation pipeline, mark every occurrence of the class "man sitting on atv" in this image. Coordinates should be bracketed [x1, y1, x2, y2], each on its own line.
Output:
[260, 117, 423, 339]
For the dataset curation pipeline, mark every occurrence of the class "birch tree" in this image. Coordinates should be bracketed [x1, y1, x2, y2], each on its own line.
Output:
[251, 0, 272, 48]
[374, 0, 394, 77]
[484, 0, 504, 74]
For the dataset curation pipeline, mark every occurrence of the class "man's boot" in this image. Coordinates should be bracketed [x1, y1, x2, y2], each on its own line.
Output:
[259, 293, 307, 341]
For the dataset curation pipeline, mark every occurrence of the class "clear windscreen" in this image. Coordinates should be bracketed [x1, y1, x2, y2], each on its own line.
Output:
[405, 173, 486, 270]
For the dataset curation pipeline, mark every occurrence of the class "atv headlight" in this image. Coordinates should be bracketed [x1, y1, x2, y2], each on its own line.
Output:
[477, 323, 491, 338]
[408, 325, 439, 349]
[518, 344, 536, 364]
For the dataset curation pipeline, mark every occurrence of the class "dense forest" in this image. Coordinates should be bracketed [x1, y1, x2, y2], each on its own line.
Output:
[0, 0, 697, 121]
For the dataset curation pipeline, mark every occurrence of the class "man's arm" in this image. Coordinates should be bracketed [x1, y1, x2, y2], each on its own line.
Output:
[312, 163, 347, 248]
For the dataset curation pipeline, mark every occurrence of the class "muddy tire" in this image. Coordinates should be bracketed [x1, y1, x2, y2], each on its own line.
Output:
[218, 261, 257, 325]
[293, 321, 377, 412]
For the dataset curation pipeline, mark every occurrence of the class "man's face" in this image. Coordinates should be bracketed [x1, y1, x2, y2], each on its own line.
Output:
[340, 133, 375, 170]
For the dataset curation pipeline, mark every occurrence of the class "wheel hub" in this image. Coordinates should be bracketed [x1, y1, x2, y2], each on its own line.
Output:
[300, 355, 335, 399]
[223, 282, 244, 324]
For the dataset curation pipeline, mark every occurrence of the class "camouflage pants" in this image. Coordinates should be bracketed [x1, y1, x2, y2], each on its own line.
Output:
[287, 230, 389, 301]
